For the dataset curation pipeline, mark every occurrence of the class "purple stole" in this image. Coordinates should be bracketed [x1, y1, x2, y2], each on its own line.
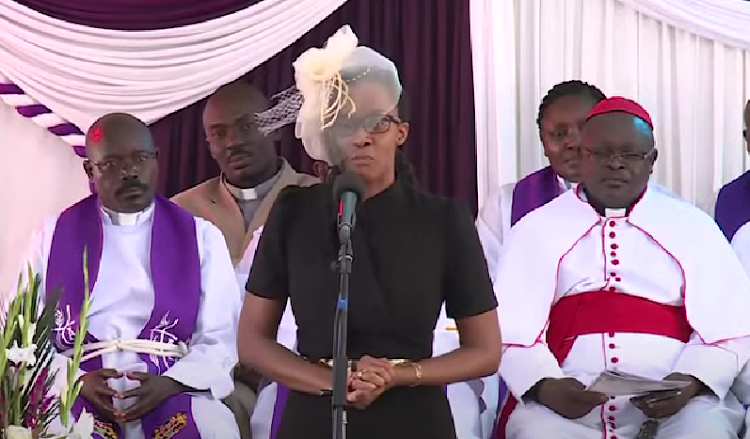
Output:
[510, 165, 564, 226]
[714, 171, 750, 242]
[46, 195, 203, 439]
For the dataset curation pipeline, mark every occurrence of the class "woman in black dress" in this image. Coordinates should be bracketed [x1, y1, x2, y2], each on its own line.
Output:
[238, 28, 501, 439]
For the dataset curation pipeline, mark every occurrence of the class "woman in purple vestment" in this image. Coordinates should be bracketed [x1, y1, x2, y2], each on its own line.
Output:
[477, 80, 607, 277]
[237, 28, 501, 439]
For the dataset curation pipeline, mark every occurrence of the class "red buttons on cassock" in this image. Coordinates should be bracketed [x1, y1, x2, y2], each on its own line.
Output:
[609, 221, 616, 227]
[609, 343, 616, 349]
[610, 272, 617, 277]
[612, 259, 620, 265]
[610, 251, 617, 257]
[609, 405, 616, 411]
[611, 357, 619, 363]
[611, 436, 618, 439]
[609, 287, 616, 292]
[609, 232, 616, 238]
[608, 415, 615, 421]
[615, 277, 621, 282]
[610, 423, 617, 429]
[609, 332, 615, 338]
[611, 243, 618, 250]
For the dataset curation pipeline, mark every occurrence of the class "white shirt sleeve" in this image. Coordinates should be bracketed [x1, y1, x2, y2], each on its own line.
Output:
[672, 334, 750, 399]
[163, 220, 242, 399]
[499, 344, 565, 404]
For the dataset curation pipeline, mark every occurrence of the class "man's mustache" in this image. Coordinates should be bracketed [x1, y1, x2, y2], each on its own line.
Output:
[116, 181, 148, 196]
[227, 144, 254, 158]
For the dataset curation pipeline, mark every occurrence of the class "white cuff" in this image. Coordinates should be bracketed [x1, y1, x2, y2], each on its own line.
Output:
[672, 343, 739, 399]
[499, 344, 564, 404]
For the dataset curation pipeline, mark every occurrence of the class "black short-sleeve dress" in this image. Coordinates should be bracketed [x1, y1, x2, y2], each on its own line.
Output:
[246, 179, 497, 439]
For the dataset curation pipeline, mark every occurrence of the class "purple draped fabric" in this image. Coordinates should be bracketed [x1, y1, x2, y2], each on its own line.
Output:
[13, 0, 264, 30]
[46, 194, 203, 438]
[269, 385, 287, 439]
[714, 171, 750, 242]
[510, 166, 563, 226]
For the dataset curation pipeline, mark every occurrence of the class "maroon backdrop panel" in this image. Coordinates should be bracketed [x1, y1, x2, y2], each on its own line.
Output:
[152, 0, 478, 212]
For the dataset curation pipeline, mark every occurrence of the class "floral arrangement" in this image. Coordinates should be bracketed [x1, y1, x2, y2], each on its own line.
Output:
[1, 250, 94, 439]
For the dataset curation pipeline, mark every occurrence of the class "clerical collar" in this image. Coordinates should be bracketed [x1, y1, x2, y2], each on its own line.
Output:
[556, 175, 575, 190]
[576, 186, 633, 218]
[102, 203, 154, 226]
[223, 165, 283, 202]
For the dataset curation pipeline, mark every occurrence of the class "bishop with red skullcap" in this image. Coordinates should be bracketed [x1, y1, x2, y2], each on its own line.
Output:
[494, 94, 750, 439]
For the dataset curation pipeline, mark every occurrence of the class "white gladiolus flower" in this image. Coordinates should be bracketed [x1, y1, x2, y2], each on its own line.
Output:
[5, 341, 37, 367]
[68, 409, 94, 439]
[5, 425, 32, 439]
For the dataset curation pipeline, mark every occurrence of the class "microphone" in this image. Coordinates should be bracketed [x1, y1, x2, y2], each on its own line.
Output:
[332, 172, 366, 243]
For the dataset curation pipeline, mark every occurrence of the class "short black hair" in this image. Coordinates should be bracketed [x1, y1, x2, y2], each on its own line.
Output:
[536, 80, 606, 128]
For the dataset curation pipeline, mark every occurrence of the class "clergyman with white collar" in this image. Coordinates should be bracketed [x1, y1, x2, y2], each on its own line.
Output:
[17, 112, 242, 438]
[171, 80, 318, 439]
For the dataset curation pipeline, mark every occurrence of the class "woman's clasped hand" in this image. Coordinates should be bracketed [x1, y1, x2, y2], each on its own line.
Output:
[346, 355, 398, 409]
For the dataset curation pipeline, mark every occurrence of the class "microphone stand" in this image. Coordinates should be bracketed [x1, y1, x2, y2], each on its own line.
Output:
[331, 236, 353, 439]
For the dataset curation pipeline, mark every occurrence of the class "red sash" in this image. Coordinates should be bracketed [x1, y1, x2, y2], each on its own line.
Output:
[495, 291, 692, 439]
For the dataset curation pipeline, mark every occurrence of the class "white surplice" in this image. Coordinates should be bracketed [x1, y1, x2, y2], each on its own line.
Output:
[21, 204, 242, 439]
[722, 217, 750, 439]
[495, 187, 750, 439]
[433, 306, 500, 439]
[476, 177, 567, 280]
[235, 226, 301, 439]
[730, 223, 750, 281]
[243, 230, 496, 439]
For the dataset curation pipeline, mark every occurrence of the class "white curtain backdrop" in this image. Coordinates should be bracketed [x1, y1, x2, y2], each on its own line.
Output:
[0, 100, 89, 298]
[472, 0, 750, 213]
[620, 0, 750, 50]
[0, 0, 348, 131]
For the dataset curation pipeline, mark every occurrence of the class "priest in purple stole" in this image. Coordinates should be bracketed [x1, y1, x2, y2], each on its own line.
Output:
[715, 100, 750, 274]
[20, 113, 242, 439]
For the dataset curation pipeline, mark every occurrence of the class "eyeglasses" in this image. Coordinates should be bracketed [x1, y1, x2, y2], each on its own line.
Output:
[582, 148, 655, 165]
[89, 150, 158, 174]
[331, 114, 402, 137]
